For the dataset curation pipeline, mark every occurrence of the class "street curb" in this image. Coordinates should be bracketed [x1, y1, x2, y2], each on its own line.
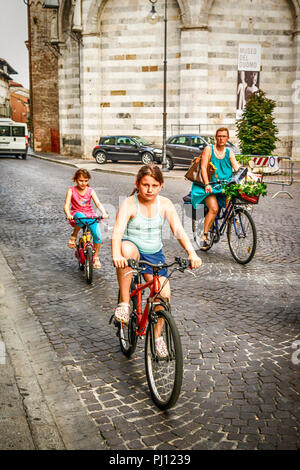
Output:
[28, 151, 300, 183]
[0, 250, 107, 450]
[28, 152, 78, 169]
[28, 152, 185, 179]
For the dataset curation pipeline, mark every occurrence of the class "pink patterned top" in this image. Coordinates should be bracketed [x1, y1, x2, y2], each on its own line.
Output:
[69, 186, 97, 226]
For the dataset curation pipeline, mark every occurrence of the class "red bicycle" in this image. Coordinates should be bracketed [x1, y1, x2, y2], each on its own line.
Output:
[110, 257, 190, 410]
[74, 216, 101, 285]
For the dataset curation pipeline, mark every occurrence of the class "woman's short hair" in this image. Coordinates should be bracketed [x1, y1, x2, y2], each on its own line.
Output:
[215, 127, 229, 138]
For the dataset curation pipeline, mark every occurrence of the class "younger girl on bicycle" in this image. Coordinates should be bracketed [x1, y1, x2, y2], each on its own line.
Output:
[111, 164, 201, 356]
[64, 169, 108, 269]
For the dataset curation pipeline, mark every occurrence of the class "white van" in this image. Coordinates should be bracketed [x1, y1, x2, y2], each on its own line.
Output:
[0, 118, 28, 159]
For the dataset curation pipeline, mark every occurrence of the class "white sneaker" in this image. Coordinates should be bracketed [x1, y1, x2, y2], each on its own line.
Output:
[155, 336, 168, 358]
[114, 303, 130, 325]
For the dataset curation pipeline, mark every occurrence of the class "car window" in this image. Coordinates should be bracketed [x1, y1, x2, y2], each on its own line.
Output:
[12, 126, 25, 137]
[101, 137, 115, 145]
[117, 137, 135, 145]
[203, 136, 215, 145]
[190, 136, 205, 148]
[0, 126, 10, 137]
[171, 136, 190, 145]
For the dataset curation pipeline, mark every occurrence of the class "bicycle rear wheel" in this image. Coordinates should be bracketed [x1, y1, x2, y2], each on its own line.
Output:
[227, 207, 257, 264]
[118, 279, 138, 357]
[85, 245, 93, 284]
[145, 309, 183, 410]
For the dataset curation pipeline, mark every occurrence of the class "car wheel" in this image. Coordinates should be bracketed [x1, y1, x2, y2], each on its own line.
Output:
[141, 152, 153, 165]
[95, 151, 107, 164]
[166, 156, 174, 170]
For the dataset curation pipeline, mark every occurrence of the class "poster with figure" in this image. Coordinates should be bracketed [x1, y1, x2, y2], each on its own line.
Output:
[236, 44, 261, 119]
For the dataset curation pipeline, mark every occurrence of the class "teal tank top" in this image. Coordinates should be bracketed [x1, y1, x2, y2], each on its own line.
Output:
[210, 146, 233, 182]
[123, 194, 164, 254]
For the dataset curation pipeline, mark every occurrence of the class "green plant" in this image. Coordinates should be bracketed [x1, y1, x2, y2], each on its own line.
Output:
[235, 154, 252, 166]
[222, 181, 267, 201]
[236, 90, 278, 156]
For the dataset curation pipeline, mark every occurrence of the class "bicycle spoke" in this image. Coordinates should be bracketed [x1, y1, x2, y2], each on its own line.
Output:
[227, 208, 256, 264]
[145, 310, 183, 410]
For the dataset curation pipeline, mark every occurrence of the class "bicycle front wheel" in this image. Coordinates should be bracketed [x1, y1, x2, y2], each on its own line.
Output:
[145, 309, 183, 410]
[85, 245, 93, 284]
[118, 280, 138, 357]
[227, 207, 257, 264]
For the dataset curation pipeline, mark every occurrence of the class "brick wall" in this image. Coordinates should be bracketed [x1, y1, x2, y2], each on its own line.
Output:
[29, 0, 59, 153]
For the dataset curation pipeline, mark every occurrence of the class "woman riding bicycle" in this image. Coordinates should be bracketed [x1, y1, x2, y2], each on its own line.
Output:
[64, 169, 108, 269]
[191, 127, 241, 251]
[111, 164, 202, 356]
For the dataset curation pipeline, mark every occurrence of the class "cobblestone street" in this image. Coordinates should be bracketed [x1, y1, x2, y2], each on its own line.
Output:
[0, 155, 299, 450]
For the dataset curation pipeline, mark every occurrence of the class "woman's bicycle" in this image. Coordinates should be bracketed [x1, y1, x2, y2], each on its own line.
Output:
[73, 216, 101, 284]
[110, 257, 191, 410]
[189, 180, 258, 264]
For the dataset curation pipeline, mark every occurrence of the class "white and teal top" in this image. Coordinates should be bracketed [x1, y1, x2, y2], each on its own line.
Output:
[123, 194, 165, 254]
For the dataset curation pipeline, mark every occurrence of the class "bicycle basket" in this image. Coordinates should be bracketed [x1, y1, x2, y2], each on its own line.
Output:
[237, 192, 260, 204]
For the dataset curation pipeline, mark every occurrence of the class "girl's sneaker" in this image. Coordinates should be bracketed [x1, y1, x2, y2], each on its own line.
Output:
[155, 336, 168, 358]
[114, 303, 130, 325]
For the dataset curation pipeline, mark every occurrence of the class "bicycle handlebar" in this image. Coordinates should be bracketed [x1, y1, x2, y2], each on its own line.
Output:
[73, 216, 102, 221]
[127, 257, 190, 271]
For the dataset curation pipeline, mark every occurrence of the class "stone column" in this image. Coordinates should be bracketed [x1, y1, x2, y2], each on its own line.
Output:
[179, 25, 208, 133]
[80, 33, 101, 159]
[292, 18, 300, 160]
[72, 0, 82, 33]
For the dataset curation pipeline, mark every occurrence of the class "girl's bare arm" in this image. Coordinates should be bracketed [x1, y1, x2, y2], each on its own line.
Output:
[163, 199, 202, 269]
[91, 190, 108, 218]
[64, 188, 73, 219]
[111, 198, 133, 268]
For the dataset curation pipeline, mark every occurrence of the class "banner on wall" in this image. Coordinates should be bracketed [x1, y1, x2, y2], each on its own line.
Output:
[236, 44, 261, 119]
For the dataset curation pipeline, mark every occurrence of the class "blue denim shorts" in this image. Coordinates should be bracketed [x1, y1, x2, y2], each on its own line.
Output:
[140, 249, 168, 278]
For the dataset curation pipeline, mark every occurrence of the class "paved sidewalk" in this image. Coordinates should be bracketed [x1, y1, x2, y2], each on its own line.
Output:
[0, 251, 106, 450]
[27, 148, 300, 182]
[27, 148, 186, 180]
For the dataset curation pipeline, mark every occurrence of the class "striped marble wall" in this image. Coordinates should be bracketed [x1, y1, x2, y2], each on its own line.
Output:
[57, 0, 299, 158]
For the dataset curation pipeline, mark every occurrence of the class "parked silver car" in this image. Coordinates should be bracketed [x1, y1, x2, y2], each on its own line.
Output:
[166, 134, 240, 169]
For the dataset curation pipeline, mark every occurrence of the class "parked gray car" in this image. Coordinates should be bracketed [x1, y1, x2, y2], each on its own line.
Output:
[166, 134, 240, 169]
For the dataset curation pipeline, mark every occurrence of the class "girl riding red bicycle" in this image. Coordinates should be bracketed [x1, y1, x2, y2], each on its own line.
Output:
[111, 164, 202, 356]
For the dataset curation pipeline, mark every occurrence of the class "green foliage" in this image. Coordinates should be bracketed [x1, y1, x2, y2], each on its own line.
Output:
[222, 181, 268, 201]
[236, 90, 278, 155]
[235, 154, 252, 166]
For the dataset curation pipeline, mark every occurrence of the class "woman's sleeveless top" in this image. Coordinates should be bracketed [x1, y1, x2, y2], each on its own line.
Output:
[210, 146, 233, 183]
[123, 194, 164, 254]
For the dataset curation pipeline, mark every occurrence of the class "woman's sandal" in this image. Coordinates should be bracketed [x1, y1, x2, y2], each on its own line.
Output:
[200, 233, 210, 251]
[68, 236, 76, 249]
[93, 256, 101, 269]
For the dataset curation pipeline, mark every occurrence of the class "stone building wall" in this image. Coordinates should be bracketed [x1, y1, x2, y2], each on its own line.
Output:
[29, 0, 300, 159]
[28, 0, 60, 153]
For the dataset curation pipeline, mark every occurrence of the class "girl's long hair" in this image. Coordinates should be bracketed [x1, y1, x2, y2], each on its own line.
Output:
[130, 164, 164, 196]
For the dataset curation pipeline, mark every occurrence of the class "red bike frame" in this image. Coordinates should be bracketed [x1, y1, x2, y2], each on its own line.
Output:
[130, 275, 162, 337]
